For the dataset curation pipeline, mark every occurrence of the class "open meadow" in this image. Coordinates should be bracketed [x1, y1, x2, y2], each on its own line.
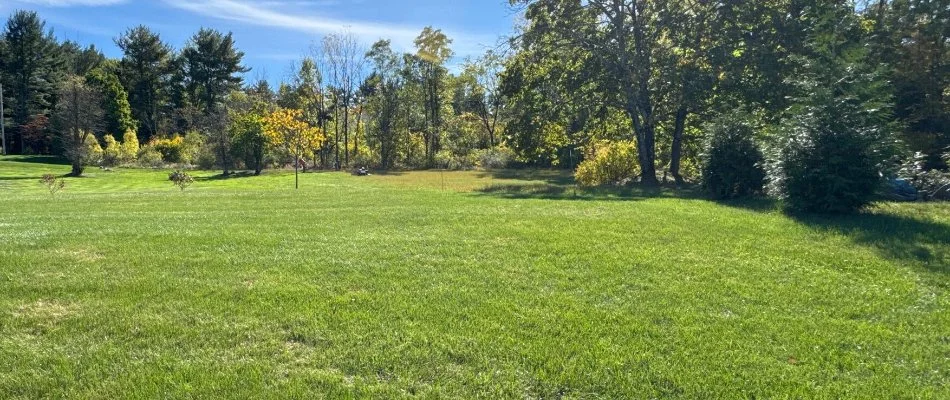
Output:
[0, 156, 948, 398]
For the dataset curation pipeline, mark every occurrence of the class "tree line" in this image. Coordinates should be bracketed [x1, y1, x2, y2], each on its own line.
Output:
[0, 1, 947, 210]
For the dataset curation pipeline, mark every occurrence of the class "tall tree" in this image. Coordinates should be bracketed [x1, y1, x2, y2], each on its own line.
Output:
[513, 0, 669, 185]
[181, 28, 249, 116]
[462, 49, 507, 148]
[116, 26, 173, 142]
[0, 10, 63, 154]
[53, 75, 103, 176]
[60, 40, 105, 76]
[366, 40, 404, 169]
[414, 27, 453, 166]
[86, 65, 137, 137]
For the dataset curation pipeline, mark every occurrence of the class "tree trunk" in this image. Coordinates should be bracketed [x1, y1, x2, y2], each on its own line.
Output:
[354, 106, 362, 162]
[637, 123, 659, 187]
[626, 100, 659, 187]
[295, 156, 299, 189]
[71, 162, 83, 177]
[343, 94, 349, 167]
[334, 104, 340, 170]
[670, 105, 688, 185]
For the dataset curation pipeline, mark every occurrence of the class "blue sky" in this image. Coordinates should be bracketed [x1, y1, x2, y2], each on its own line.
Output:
[0, 0, 520, 83]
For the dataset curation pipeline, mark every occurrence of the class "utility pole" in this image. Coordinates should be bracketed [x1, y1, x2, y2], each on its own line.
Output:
[1, 83, 6, 156]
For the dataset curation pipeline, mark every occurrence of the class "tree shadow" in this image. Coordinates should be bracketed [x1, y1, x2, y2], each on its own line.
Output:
[0, 155, 69, 165]
[711, 196, 782, 213]
[476, 169, 576, 186]
[475, 182, 699, 202]
[791, 211, 949, 275]
[195, 171, 259, 182]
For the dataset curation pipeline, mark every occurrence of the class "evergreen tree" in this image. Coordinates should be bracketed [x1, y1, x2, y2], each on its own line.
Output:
[0, 10, 63, 154]
[181, 28, 249, 115]
[116, 25, 173, 142]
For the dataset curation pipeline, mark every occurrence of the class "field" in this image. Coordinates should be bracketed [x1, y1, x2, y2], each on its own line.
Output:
[1, 156, 948, 398]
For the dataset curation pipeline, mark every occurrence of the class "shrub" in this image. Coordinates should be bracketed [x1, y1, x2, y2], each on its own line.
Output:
[40, 174, 66, 197]
[102, 134, 122, 167]
[575, 140, 640, 187]
[137, 146, 164, 168]
[182, 131, 205, 165]
[83, 134, 104, 166]
[767, 85, 895, 213]
[434, 150, 476, 170]
[475, 147, 515, 170]
[701, 113, 766, 199]
[120, 130, 139, 163]
[168, 170, 194, 191]
[150, 135, 187, 163]
[195, 146, 218, 170]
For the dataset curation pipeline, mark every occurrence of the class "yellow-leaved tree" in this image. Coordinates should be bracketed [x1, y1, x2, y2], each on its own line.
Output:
[263, 108, 324, 189]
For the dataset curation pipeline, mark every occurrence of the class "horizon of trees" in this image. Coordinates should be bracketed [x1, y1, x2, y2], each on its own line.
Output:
[0, 1, 946, 187]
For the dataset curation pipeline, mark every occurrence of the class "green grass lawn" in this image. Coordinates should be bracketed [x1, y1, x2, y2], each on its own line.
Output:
[1, 156, 948, 398]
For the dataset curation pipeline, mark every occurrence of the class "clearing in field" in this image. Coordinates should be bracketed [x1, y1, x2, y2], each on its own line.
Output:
[0, 156, 948, 398]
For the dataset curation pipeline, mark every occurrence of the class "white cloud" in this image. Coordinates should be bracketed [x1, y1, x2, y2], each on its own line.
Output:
[162, 0, 496, 58]
[12, 0, 126, 6]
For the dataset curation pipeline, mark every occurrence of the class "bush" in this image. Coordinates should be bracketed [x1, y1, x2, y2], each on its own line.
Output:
[575, 140, 640, 187]
[102, 134, 122, 167]
[137, 147, 164, 168]
[168, 170, 194, 191]
[150, 135, 187, 163]
[41, 174, 66, 197]
[181, 131, 205, 165]
[434, 150, 476, 170]
[768, 86, 895, 213]
[195, 146, 218, 170]
[120, 130, 139, 163]
[83, 134, 104, 166]
[475, 147, 515, 170]
[701, 113, 766, 199]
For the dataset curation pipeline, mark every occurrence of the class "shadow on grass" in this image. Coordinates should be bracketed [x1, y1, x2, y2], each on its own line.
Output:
[0, 155, 69, 165]
[476, 182, 701, 202]
[477, 169, 576, 186]
[792, 211, 949, 275]
[195, 171, 260, 182]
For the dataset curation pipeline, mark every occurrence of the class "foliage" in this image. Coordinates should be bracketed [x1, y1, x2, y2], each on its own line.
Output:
[898, 152, 950, 201]
[0, 11, 62, 154]
[149, 135, 187, 164]
[230, 110, 269, 175]
[136, 146, 164, 168]
[575, 140, 640, 187]
[39, 173, 65, 197]
[180, 28, 249, 114]
[168, 170, 194, 191]
[120, 129, 139, 163]
[181, 130, 205, 165]
[768, 72, 897, 213]
[54, 76, 104, 176]
[263, 108, 324, 187]
[701, 113, 766, 199]
[115, 25, 174, 141]
[474, 147, 515, 170]
[102, 134, 121, 166]
[86, 67, 137, 136]
[263, 108, 324, 161]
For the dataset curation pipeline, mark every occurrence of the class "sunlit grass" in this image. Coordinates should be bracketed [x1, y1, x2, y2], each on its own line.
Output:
[1, 156, 948, 398]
